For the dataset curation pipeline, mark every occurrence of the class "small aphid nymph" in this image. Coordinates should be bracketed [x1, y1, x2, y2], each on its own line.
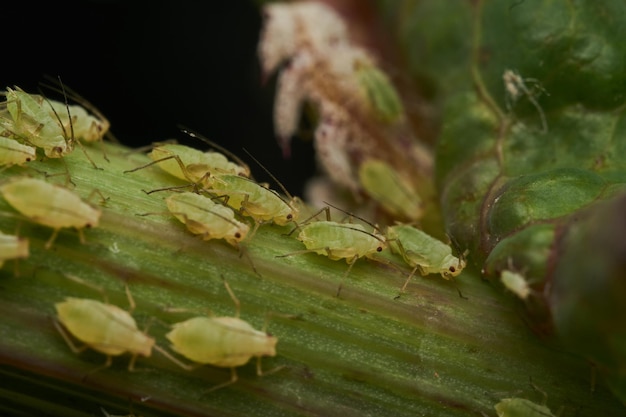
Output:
[165, 191, 250, 247]
[495, 397, 557, 417]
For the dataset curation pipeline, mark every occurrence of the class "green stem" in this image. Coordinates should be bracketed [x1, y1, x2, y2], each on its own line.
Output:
[0, 142, 622, 417]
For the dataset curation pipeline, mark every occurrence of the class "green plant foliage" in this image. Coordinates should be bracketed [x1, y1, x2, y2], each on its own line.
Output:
[376, 0, 626, 403]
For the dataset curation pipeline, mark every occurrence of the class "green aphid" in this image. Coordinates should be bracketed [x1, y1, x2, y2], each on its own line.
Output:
[355, 61, 404, 124]
[165, 191, 249, 247]
[165, 280, 279, 391]
[386, 224, 466, 292]
[358, 158, 423, 221]
[207, 174, 299, 228]
[495, 398, 557, 417]
[1, 87, 72, 158]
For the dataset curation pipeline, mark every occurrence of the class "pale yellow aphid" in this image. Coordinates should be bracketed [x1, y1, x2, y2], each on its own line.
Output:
[46, 99, 110, 143]
[0, 177, 101, 248]
[386, 224, 466, 292]
[0, 136, 36, 167]
[147, 143, 249, 182]
[165, 191, 249, 247]
[495, 398, 557, 417]
[165, 280, 278, 391]
[278, 204, 385, 296]
[124, 127, 250, 184]
[358, 158, 423, 221]
[500, 269, 532, 300]
[0, 230, 29, 269]
[40, 76, 111, 144]
[1, 86, 71, 158]
[54, 279, 155, 372]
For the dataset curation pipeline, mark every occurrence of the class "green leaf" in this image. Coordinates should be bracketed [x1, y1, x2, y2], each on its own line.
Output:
[376, 0, 626, 404]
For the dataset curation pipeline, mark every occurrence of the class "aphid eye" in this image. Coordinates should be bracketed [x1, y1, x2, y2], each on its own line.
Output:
[235, 232, 241, 239]
[449, 266, 456, 273]
[376, 246, 383, 252]
[287, 214, 293, 220]
[85, 224, 93, 229]
[25, 158, 32, 162]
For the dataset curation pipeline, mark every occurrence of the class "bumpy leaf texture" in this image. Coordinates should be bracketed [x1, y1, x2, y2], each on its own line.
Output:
[378, 0, 626, 404]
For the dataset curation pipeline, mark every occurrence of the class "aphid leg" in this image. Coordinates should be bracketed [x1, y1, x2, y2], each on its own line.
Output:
[335, 254, 358, 297]
[124, 154, 195, 182]
[52, 316, 89, 354]
[238, 243, 262, 278]
[222, 278, 241, 317]
[44, 228, 61, 250]
[400, 265, 420, 293]
[205, 367, 238, 393]
[86, 188, 110, 205]
[64, 273, 109, 302]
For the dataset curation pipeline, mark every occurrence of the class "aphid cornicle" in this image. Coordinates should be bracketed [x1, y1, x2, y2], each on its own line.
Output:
[0, 177, 101, 248]
[386, 224, 466, 292]
[165, 280, 278, 391]
[165, 191, 249, 247]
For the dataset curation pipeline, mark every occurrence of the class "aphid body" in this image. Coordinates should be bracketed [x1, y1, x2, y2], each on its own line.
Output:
[148, 143, 249, 183]
[358, 158, 422, 221]
[387, 224, 466, 291]
[0, 136, 36, 166]
[0, 177, 101, 248]
[0, 230, 29, 268]
[55, 297, 155, 369]
[207, 174, 298, 226]
[495, 397, 556, 417]
[500, 269, 531, 300]
[46, 99, 110, 143]
[296, 220, 385, 263]
[1, 87, 71, 158]
[165, 281, 277, 390]
[165, 192, 249, 247]
[166, 316, 276, 368]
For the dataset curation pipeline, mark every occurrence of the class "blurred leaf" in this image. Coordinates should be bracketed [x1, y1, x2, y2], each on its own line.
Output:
[376, 0, 626, 404]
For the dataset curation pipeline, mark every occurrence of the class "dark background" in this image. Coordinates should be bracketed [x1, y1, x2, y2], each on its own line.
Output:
[3, 0, 316, 197]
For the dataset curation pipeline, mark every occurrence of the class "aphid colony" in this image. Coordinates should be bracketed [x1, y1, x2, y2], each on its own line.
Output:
[0, 86, 467, 392]
[0, 84, 110, 162]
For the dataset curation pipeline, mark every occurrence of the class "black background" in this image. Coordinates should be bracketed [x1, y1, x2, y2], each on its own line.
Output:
[3, 0, 316, 197]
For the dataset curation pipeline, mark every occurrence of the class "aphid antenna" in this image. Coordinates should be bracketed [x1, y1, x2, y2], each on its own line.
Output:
[178, 125, 251, 175]
[334, 223, 386, 244]
[322, 200, 382, 233]
[241, 147, 295, 203]
[39, 77, 103, 169]
[142, 183, 198, 195]
[41, 74, 113, 139]
[128, 139, 179, 155]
